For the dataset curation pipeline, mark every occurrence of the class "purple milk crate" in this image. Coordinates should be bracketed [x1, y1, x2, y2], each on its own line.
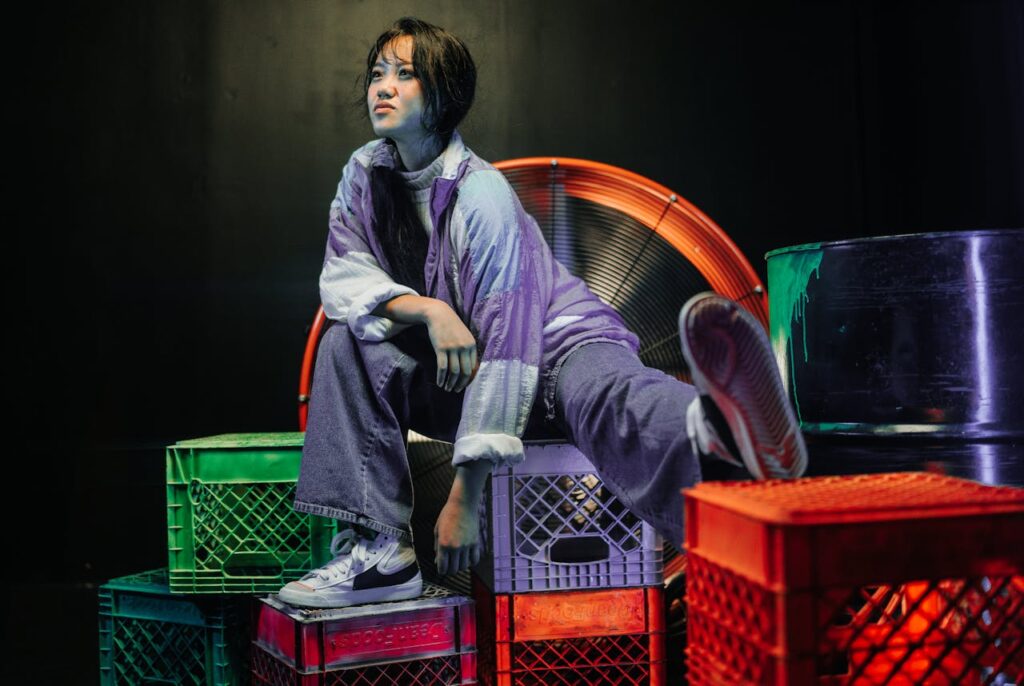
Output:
[477, 441, 663, 593]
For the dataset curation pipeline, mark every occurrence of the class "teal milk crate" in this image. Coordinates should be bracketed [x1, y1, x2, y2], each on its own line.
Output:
[98, 568, 250, 685]
[167, 433, 336, 594]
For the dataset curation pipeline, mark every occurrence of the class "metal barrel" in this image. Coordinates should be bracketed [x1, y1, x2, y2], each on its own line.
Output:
[766, 229, 1024, 440]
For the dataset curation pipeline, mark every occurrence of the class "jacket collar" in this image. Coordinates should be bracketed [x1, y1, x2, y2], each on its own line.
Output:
[370, 130, 469, 181]
[368, 132, 472, 231]
[439, 130, 469, 180]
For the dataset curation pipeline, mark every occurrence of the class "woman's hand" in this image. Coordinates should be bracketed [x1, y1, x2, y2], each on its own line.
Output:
[423, 300, 478, 392]
[433, 498, 482, 575]
[434, 459, 492, 575]
[369, 295, 478, 392]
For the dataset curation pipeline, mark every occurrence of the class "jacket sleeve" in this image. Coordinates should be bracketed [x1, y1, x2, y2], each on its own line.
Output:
[320, 153, 419, 341]
[449, 169, 551, 468]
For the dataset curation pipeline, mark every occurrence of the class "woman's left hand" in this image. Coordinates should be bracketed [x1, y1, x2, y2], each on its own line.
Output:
[434, 498, 482, 575]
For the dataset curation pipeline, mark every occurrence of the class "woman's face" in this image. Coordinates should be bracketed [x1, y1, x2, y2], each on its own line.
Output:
[367, 36, 430, 144]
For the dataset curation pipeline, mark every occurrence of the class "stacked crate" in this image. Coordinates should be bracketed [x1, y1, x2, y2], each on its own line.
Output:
[100, 433, 329, 684]
[473, 441, 667, 684]
[165, 434, 336, 595]
[98, 568, 250, 685]
[100, 432, 483, 684]
[683, 472, 1024, 685]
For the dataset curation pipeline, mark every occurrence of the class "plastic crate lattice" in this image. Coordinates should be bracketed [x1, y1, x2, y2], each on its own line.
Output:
[113, 617, 207, 683]
[482, 442, 663, 593]
[473, 577, 666, 685]
[513, 472, 641, 556]
[98, 568, 248, 686]
[515, 632, 651, 670]
[683, 472, 1024, 685]
[189, 481, 307, 571]
[251, 645, 464, 686]
[167, 433, 336, 594]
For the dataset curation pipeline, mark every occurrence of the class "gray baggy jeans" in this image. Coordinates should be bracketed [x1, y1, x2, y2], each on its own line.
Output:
[294, 322, 701, 548]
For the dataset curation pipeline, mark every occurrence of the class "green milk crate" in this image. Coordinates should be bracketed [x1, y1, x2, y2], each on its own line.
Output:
[98, 568, 250, 685]
[167, 433, 336, 594]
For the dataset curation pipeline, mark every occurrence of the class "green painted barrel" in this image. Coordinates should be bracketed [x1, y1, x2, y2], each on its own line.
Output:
[765, 230, 1024, 439]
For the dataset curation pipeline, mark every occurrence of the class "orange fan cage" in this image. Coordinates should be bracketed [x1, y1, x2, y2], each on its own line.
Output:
[298, 157, 767, 429]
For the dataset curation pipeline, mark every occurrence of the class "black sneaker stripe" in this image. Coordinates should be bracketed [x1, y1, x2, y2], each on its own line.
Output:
[352, 559, 419, 591]
[700, 394, 743, 463]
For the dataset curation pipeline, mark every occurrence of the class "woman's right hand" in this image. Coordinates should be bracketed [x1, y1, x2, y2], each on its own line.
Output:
[423, 300, 478, 392]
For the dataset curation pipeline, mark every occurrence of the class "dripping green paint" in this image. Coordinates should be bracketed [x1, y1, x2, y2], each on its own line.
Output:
[766, 244, 823, 423]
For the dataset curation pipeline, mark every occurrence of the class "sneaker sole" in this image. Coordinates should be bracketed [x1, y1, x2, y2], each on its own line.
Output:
[679, 293, 807, 479]
[277, 572, 423, 609]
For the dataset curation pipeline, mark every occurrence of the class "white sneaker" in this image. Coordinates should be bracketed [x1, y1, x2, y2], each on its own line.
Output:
[680, 292, 808, 480]
[277, 528, 422, 609]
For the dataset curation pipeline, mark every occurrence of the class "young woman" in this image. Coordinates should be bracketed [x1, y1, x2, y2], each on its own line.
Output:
[278, 17, 806, 609]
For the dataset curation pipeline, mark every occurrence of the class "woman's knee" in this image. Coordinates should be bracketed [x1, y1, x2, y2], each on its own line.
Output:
[555, 342, 695, 438]
[317, 322, 357, 361]
[318, 321, 407, 370]
[556, 344, 642, 410]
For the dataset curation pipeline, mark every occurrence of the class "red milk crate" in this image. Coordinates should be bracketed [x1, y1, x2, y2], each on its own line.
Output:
[252, 584, 476, 685]
[683, 472, 1024, 685]
[472, 575, 666, 685]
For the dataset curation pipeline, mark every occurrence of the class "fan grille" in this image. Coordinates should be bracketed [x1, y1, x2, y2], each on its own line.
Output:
[498, 158, 766, 378]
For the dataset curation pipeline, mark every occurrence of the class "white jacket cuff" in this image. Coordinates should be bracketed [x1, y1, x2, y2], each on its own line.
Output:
[452, 434, 525, 468]
[347, 282, 419, 341]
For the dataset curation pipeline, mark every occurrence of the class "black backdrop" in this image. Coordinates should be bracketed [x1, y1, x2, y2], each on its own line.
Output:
[6, 0, 1023, 681]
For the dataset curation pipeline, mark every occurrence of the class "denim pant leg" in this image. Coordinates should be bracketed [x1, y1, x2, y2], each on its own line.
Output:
[294, 322, 463, 542]
[552, 342, 702, 549]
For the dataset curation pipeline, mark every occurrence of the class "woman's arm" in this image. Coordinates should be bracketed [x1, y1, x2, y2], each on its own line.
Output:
[369, 293, 434, 322]
[434, 459, 492, 575]
[447, 169, 553, 468]
[320, 146, 420, 341]
[372, 295, 479, 393]
[431, 169, 555, 576]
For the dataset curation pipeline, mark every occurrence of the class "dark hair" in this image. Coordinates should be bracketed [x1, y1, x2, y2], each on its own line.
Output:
[364, 17, 476, 140]
[365, 17, 477, 293]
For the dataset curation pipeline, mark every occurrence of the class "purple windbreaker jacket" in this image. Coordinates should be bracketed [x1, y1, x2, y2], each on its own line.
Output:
[320, 131, 640, 467]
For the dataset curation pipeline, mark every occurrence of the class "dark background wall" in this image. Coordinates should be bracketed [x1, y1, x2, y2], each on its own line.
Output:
[6, 0, 1022, 681]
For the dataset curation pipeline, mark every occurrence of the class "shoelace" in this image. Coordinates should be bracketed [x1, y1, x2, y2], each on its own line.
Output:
[310, 529, 367, 582]
[330, 528, 358, 557]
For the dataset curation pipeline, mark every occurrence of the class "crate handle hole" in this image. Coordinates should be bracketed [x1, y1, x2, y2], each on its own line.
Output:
[223, 551, 284, 578]
[548, 536, 610, 564]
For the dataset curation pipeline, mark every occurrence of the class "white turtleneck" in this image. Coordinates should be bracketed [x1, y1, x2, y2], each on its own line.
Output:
[397, 152, 446, 235]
